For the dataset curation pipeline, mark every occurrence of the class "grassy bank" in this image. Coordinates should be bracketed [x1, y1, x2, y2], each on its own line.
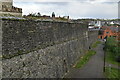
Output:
[104, 37, 120, 66]
[104, 67, 120, 78]
[91, 41, 101, 48]
[106, 50, 120, 66]
[75, 50, 96, 68]
[104, 37, 120, 78]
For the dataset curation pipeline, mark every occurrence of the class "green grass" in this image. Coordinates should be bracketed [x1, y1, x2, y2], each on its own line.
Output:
[104, 37, 120, 66]
[75, 50, 96, 68]
[104, 67, 120, 78]
[91, 41, 101, 48]
[106, 51, 120, 66]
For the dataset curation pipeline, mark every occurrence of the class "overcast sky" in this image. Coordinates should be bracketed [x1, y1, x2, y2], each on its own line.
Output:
[13, 0, 120, 19]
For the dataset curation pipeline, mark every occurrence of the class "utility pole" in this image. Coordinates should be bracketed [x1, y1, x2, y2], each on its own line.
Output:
[103, 50, 106, 72]
[103, 39, 106, 72]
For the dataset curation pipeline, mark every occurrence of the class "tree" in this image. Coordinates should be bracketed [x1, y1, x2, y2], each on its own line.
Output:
[52, 12, 55, 17]
[37, 12, 41, 16]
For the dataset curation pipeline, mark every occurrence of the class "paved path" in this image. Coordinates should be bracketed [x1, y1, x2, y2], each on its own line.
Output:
[64, 43, 105, 78]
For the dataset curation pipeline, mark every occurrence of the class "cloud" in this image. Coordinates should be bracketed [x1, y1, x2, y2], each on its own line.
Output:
[66, 2, 118, 18]
[13, 0, 119, 19]
[14, 0, 120, 2]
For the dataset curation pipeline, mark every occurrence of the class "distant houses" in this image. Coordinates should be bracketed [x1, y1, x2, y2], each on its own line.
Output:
[98, 26, 120, 40]
[88, 20, 120, 31]
[88, 21, 102, 31]
[88, 20, 120, 40]
[88, 20, 120, 41]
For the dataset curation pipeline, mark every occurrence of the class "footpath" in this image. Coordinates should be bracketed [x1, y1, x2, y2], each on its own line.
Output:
[64, 43, 105, 78]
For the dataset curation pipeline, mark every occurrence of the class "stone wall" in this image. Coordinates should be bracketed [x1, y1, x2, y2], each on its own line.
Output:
[2, 6, 22, 13]
[2, 2, 12, 8]
[0, 2, 2, 11]
[0, 0, 13, 8]
[1, 19, 98, 78]
[2, 20, 88, 59]
[0, 12, 22, 17]
[0, 0, 13, 11]
[0, 0, 22, 17]
[0, 18, 2, 79]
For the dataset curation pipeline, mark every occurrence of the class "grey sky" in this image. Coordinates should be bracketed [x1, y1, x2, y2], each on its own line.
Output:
[13, 0, 120, 19]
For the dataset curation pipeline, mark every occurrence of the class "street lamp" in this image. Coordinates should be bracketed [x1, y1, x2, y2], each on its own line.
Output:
[103, 50, 106, 72]
[103, 40, 106, 72]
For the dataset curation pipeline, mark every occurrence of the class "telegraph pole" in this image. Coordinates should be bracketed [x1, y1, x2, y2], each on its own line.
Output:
[103, 40, 106, 72]
[103, 50, 105, 72]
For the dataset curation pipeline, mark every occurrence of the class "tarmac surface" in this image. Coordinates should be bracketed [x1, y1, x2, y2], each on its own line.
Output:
[64, 43, 105, 78]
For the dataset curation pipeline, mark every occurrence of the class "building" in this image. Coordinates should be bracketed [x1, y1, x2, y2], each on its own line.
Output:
[0, 0, 22, 17]
[95, 21, 102, 28]
[98, 26, 119, 40]
[88, 21, 102, 30]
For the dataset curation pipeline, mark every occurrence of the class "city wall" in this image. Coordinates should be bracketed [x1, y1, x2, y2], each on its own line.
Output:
[0, 12, 22, 17]
[1, 19, 98, 78]
[0, 0, 22, 17]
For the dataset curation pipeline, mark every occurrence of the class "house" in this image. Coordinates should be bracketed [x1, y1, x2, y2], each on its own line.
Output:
[98, 26, 119, 40]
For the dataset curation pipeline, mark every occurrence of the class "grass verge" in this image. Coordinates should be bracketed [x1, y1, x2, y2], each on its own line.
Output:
[104, 37, 120, 66]
[74, 50, 96, 68]
[104, 67, 120, 78]
[92, 41, 101, 48]
[106, 51, 120, 66]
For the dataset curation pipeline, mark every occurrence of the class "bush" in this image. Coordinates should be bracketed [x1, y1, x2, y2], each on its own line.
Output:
[105, 37, 120, 63]
[105, 67, 120, 78]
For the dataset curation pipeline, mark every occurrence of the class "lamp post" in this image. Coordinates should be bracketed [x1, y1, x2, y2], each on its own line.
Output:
[103, 40, 106, 72]
[103, 50, 105, 72]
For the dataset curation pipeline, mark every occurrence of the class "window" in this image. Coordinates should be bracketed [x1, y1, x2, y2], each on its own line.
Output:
[106, 32, 109, 34]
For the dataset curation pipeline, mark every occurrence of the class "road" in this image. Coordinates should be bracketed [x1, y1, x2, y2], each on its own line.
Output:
[64, 43, 105, 78]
